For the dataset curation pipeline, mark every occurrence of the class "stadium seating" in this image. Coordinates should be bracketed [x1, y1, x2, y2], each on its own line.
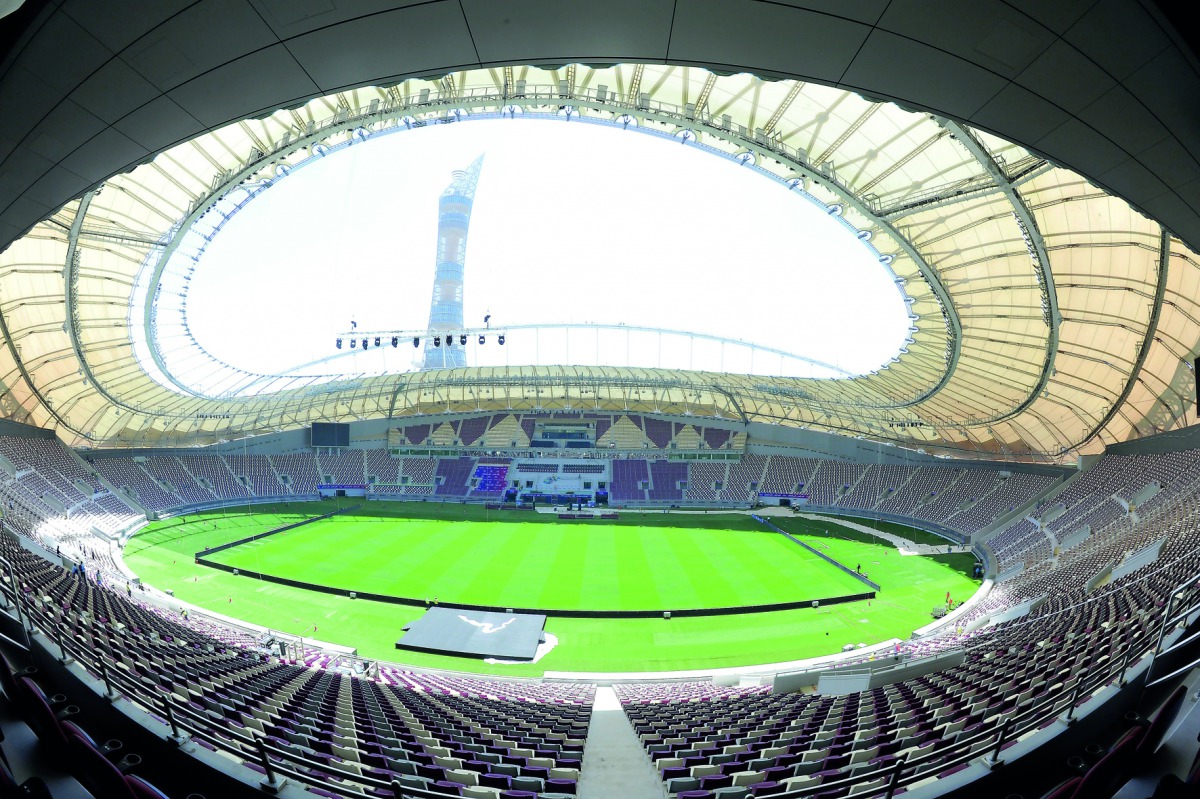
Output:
[0, 531, 593, 798]
[315, 450, 367, 484]
[648, 460, 688, 501]
[471, 463, 510, 497]
[399, 457, 437, 496]
[3, 432, 1200, 799]
[685, 461, 726, 502]
[91, 458, 182, 511]
[224, 453, 288, 496]
[270, 452, 322, 495]
[143, 456, 217, 505]
[365, 448, 399, 485]
[435, 458, 477, 496]
[177, 455, 251, 499]
[611, 460, 649, 502]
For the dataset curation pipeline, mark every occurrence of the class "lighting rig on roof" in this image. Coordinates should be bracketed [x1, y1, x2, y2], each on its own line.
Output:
[335, 325, 507, 351]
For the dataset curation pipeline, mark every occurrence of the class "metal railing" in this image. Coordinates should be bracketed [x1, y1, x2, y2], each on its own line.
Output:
[1143, 575, 1200, 691]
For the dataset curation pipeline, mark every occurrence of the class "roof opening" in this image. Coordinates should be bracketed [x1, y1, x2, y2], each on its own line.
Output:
[156, 117, 911, 394]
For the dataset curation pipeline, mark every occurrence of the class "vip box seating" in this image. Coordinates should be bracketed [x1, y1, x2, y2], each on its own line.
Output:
[516, 463, 560, 474]
[471, 463, 510, 497]
[561, 464, 604, 474]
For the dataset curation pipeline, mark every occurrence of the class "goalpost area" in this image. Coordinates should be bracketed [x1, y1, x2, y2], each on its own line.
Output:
[122, 500, 981, 676]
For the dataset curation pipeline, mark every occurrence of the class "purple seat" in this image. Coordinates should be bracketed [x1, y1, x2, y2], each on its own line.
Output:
[1137, 684, 1188, 757]
[701, 774, 734, 790]
[937, 762, 970, 778]
[546, 778, 577, 795]
[751, 782, 783, 796]
[306, 789, 341, 799]
[481, 773, 511, 790]
[1074, 726, 1144, 799]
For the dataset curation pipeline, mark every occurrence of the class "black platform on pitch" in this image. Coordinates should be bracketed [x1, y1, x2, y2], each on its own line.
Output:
[396, 607, 546, 660]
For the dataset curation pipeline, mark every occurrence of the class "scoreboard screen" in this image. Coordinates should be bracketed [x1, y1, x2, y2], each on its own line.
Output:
[310, 422, 350, 448]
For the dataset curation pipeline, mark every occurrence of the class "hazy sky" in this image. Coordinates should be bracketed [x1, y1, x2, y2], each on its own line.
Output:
[183, 117, 908, 382]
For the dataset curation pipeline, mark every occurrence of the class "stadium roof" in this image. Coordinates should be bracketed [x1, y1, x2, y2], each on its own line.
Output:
[1, 2, 1199, 462]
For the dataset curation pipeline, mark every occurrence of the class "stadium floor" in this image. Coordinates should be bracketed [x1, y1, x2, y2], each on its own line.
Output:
[201, 516, 869, 611]
[123, 502, 981, 675]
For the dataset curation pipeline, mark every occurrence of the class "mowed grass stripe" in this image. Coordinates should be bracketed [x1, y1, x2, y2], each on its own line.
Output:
[206, 518, 843, 611]
[612, 529, 660, 610]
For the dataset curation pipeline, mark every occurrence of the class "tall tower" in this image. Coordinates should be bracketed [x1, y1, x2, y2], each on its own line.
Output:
[422, 155, 484, 369]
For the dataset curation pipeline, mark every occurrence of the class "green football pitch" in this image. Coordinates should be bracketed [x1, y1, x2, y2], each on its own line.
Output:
[123, 501, 981, 676]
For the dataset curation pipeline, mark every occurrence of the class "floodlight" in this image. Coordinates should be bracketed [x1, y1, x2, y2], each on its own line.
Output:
[498, 334, 505, 345]
[478, 334, 486, 345]
[460, 334, 467, 345]
[350, 339, 357, 349]
[391, 337, 398, 348]
[362, 338, 369, 349]
[336, 338, 342, 349]
[413, 337, 420, 348]
[374, 337, 380, 347]
[445, 335, 452, 346]
[434, 336, 441, 347]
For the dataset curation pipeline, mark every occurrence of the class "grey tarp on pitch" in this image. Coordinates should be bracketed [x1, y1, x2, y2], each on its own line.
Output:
[397, 607, 546, 660]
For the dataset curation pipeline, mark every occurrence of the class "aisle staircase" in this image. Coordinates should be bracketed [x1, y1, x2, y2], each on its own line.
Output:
[578, 687, 663, 799]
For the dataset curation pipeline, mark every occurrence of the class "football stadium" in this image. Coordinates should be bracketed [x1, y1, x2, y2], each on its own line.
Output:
[1, 4, 1199, 799]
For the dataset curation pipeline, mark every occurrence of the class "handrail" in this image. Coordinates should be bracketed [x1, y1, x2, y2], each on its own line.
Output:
[1144, 574, 1200, 687]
